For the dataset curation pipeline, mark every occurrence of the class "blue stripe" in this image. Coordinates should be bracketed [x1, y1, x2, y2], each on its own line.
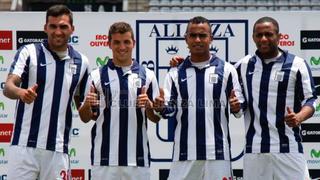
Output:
[177, 67, 188, 161]
[259, 62, 273, 153]
[27, 44, 46, 148]
[136, 65, 146, 166]
[168, 78, 178, 145]
[195, 68, 206, 160]
[91, 124, 97, 165]
[63, 52, 83, 153]
[9, 46, 25, 74]
[100, 65, 111, 166]
[275, 54, 293, 153]
[46, 59, 65, 151]
[294, 70, 304, 153]
[212, 60, 224, 160]
[225, 73, 233, 156]
[12, 50, 30, 145]
[117, 68, 128, 166]
[245, 58, 256, 153]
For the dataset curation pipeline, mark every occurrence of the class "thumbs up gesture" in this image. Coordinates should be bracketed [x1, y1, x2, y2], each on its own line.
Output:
[19, 84, 38, 104]
[169, 56, 184, 67]
[137, 86, 152, 109]
[284, 107, 302, 127]
[154, 88, 165, 112]
[229, 89, 240, 113]
[88, 85, 99, 116]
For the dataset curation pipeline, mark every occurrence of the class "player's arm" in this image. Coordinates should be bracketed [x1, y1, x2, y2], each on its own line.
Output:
[228, 65, 245, 118]
[154, 72, 177, 119]
[284, 60, 317, 127]
[78, 85, 99, 123]
[137, 86, 161, 123]
[3, 74, 37, 104]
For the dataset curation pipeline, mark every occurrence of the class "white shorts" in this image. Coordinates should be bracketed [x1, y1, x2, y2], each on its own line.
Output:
[7, 145, 69, 180]
[243, 153, 310, 180]
[168, 160, 232, 180]
[91, 166, 150, 180]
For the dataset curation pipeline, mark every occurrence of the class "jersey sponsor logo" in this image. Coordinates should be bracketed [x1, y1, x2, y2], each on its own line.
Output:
[16, 31, 47, 49]
[209, 73, 218, 84]
[104, 79, 116, 86]
[0, 124, 13, 143]
[300, 30, 320, 50]
[0, 31, 12, 50]
[39, 62, 53, 67]
[274, 71, 284, 82]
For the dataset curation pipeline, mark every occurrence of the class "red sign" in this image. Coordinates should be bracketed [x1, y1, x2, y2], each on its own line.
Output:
[0, 123, 13, 143]
[0, 31, 13, 50]
[71, 169, 85, 180]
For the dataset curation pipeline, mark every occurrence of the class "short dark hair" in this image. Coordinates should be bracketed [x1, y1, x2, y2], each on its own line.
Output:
[108, 22, 134, 42]
[185, 16, 212, 34]
[46, 4, 73, 26]
[253, 16, 279, 34]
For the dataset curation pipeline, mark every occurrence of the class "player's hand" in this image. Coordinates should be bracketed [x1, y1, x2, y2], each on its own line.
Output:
[137, 86, 152, 109]
[229, 90, 240, 113]
[19, 84, 38, 104]
[86, 85, 99, 116]
[169, 56, 184, 67]
[284, 107, 302, 127]
[154, 88, 165, 112]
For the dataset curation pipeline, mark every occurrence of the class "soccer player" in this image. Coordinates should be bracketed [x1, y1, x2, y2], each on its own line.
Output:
[3, 5, 90, 179]
[235, 16, 317, 180]
[153, 16, 244, 180]
[78, 22, 160, 180]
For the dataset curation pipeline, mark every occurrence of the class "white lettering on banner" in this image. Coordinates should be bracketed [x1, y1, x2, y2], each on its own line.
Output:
[0, 131, 11, 136]
[148, 23, 235, 38]
[0, 38, 10, 43]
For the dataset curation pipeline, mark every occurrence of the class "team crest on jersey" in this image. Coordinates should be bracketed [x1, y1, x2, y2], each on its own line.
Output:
[274, 70, 284, 82]
[209, 73, 218, 84]
[69, 63, 77, 74]
[134, 78, 142, 88]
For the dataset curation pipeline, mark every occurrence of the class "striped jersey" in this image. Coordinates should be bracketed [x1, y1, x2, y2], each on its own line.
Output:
[89, 60, 159, 167]
[9, 41, 90, 153]
[235, 49, 317, 154]
[161, 55, 244, 161]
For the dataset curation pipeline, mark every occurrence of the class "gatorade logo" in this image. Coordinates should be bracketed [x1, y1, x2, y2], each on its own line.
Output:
[0, 31, 12, 50]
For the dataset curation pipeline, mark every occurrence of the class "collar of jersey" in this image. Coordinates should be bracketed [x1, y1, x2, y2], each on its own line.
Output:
[107, 59, 140, 75]
[42, 40, 77, 61]
[180, 54, 219, 70]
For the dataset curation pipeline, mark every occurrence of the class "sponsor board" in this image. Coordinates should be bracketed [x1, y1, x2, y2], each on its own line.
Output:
[16, 31, 47, 49]
[301, 123, 320, 142]
[301, 30, 320, 50]
[0, 124, 13, 143]
[0, 31, 12, 50]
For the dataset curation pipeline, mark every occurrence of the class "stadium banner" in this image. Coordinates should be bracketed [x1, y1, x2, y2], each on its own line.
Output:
[0, 11, 319, 180]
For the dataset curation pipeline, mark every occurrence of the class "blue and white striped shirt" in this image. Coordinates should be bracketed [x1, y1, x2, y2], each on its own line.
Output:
[9, 41, 90, 153]
[161, 55, 244, 161]
[89, 60, 159, 167]
[235, 49, 317, 154]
